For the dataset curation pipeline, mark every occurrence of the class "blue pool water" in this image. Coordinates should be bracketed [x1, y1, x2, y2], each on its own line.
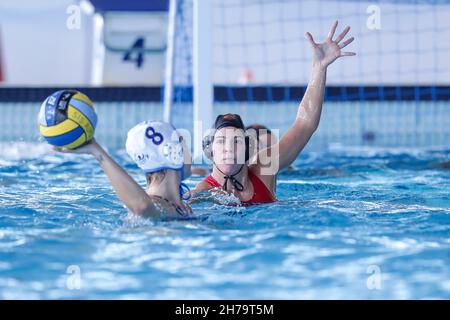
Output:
[0, 143, 449, 299]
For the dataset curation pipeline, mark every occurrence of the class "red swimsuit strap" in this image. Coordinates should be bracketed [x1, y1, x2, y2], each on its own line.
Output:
[203, 175, 221, 188]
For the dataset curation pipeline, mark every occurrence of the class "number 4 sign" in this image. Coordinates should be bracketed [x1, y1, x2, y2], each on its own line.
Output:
[123, 37, 145, 68]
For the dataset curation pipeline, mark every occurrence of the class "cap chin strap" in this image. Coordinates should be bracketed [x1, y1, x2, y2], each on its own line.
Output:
[215, 164, 244, 192]
[179, 165, 191, 201]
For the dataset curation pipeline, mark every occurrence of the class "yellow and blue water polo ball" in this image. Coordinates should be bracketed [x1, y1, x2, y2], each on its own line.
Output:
[38, 90, 97, 149]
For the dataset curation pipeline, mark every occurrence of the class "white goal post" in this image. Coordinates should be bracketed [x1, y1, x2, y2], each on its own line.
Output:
[163, 0, 213, 163]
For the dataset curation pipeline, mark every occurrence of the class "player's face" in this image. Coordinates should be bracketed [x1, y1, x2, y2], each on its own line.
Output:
[212, 127, 246, 173]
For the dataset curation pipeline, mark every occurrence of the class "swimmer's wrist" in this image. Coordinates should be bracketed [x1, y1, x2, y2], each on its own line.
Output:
[311, 61, 327, 72]
[91, 144, 106, 163]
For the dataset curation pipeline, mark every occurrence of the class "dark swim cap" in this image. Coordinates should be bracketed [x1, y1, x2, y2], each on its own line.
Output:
[214, 114, 245, 131]
[246, 124, 272, 133]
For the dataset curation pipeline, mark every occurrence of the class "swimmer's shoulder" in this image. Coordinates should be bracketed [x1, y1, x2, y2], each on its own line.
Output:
[191, 180, 214, 195]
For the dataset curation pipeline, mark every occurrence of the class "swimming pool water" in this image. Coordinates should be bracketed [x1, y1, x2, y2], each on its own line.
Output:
[0, 143, 449, 299]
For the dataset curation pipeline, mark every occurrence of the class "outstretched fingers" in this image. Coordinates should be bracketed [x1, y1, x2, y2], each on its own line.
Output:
[339, 36, 354, 49]
[327, 20, 338, 40]
[335, 25, 350, 43]
[306, 32, 316, 46]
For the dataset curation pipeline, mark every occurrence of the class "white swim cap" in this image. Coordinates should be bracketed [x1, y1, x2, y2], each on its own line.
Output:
[126, 121, 184, 174]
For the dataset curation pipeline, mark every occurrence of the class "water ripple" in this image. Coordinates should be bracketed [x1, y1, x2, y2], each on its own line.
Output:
[1, 145, 449, 299]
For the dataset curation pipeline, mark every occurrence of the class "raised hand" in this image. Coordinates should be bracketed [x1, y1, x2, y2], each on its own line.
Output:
[306, 20, 356, 69]
[52, 139, 99, 155]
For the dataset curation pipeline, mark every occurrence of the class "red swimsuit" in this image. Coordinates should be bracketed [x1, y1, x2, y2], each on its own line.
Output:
[203, 170, 276, 205]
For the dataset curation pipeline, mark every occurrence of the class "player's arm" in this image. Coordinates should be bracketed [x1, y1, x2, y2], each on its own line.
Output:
[276, 63, 327, 170]
[188, 180, 213, 203]
[54, 140, 160, 217]
[259, 21, 355, 172]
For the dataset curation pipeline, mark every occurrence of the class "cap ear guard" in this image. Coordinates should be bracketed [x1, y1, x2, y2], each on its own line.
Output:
[202, 133, 214, 160]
